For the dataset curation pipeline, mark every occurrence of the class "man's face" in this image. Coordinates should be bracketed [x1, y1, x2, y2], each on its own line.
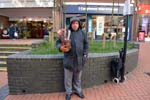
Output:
[71, 21, 79, 31]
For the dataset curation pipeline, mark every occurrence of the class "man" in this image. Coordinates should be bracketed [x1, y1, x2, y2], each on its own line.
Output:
[56, 16, 88, 100]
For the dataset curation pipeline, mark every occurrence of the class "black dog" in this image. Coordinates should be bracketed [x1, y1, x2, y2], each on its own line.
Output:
[111, 57, 122, 83]
[110, 49, 125, 83]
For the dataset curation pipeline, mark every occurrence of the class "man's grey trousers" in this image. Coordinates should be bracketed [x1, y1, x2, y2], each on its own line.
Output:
[64, 68, 82, 94]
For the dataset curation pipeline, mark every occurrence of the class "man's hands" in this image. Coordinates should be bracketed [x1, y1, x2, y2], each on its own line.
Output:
[57, 29, 66, 36]
[57, 29, 71, 53]
[60, 44, 70, 52]
[60, 40, 71, 53]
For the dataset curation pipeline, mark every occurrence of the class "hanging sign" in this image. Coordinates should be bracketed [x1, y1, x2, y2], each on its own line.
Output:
[96, 16, 105, 35]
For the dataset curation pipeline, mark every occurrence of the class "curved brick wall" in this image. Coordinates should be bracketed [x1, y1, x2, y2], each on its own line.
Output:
[7, 49, 139, 94]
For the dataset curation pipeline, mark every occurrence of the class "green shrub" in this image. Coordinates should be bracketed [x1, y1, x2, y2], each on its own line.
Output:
[31, 40, 134, 55]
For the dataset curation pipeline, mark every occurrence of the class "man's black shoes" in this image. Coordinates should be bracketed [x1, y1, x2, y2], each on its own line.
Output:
[66, 92, 85, 100]
[75, 92, 85, 99]
[66, 94, 71, 100]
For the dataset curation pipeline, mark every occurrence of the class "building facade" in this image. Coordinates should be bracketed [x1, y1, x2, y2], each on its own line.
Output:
[0, 0, 150, 40]
[62, 0, 133, 40]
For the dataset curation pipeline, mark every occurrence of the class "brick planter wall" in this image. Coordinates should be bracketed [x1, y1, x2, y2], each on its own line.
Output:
[7, 49, 139, 94]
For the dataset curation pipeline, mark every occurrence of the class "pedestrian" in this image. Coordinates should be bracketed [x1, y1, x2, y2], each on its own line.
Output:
[56, 16, 88, 100]
[9, 24, 14, 39]
[44, 25, 49, 36]
[38, 27, 44, 38]
[13, 24, 19, 39]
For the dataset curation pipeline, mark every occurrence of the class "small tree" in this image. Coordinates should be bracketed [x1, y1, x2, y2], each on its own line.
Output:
[49, 0, 56, 48]
[111, 0, 117, 48]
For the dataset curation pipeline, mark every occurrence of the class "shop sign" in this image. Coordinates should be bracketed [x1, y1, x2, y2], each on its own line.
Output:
[138, 31, 145, 41]
[138, 4, 150, 14]
[64, 5, 124, 15]
[123, 0, 131, 15]
[142, 18, 148, 34]
[88, 16, 93, 32]
[78, 6, 118, 12]
[96, 16, 105, 35]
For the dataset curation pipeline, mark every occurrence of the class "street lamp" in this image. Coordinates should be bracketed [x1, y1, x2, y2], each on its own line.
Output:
[120, 0, 132, 83]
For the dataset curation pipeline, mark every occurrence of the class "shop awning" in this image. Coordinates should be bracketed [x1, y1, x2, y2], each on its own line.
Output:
[0, 8, 52, 21]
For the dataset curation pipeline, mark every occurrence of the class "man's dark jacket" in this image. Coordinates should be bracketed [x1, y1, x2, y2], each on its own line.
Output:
[56, 17, 88, 72]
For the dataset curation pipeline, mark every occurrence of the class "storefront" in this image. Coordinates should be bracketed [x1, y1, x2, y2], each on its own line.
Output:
[0, 8, 53, 39]
[11, 19, 53, 39]
[138, 4, 150, 40]
[64, 3, 133, 40]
